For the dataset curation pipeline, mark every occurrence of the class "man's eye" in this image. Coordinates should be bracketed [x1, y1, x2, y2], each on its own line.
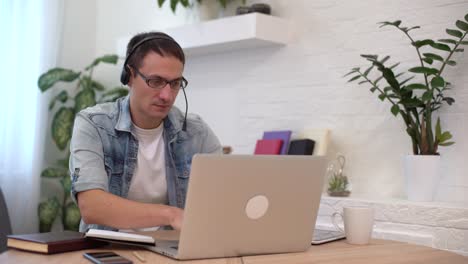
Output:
[148, 78, 165, 87]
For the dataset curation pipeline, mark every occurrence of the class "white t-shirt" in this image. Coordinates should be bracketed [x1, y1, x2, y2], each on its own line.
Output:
[127, 122, 168, 206]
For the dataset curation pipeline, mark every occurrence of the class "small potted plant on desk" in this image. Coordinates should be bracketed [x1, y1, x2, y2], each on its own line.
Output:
[345, 13, 468, 201]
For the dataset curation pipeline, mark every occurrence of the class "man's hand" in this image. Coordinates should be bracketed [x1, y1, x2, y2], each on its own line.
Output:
[168, 207, 184, 230]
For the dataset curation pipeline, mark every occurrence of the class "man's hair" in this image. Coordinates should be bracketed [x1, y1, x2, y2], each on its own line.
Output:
[125, 31, 185, 74]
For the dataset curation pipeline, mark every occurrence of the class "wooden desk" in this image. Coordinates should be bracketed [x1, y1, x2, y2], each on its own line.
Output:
[1, 239, 467, 264]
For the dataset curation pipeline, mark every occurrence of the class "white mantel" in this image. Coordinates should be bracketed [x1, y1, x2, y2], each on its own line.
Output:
[316, 196, 468, 256]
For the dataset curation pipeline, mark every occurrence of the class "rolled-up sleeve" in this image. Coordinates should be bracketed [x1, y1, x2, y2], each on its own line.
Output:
[200, 120, 222, 154]
[69, 113, 109, 204]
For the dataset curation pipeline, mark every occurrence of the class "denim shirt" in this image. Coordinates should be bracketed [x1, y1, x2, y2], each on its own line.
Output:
[69, 95, 221, 232]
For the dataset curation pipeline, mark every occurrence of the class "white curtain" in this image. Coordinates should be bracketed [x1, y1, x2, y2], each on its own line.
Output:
[0, 0, 63, 234]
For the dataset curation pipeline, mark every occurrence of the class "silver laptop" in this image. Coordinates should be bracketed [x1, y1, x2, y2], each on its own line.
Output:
[146, 154, 327, 260]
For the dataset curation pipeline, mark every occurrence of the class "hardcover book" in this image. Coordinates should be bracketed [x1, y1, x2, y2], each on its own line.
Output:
[287, 139, 315, 155]
[7, 231, 106, 254]
[262, 130, 292, 154]
[254, 139, 283, 155]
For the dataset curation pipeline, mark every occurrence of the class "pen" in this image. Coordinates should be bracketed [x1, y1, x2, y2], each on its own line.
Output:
[132, 251, 146, 262]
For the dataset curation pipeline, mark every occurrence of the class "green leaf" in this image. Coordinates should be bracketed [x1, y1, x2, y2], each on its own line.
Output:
[52, 107, 75, 150]
[391, 105, 400, 116]
[423, 53, 444, 62]
[361, 54, 378, 60]
[443, 97, 455, 105]
[170, 0, 178, 13]
[370, 87, 377, 93]
[63, 203, 81, 231]
[84, 54, 119, 71]
[422, 91, 433, 102]
[407, 26, 420, 32]
[430, 42, 451, 52]
[358, 80, 368, 85]
[218, 0, 227, 8]
[408, 67, 439, 75]
[79, 77, 105, 91]
[439, 131, 453, 142]
[374, 76, 384, 85]
[363, 65, 373, 76]
[454, 48, 464, 52]
[378, 94, 386, 101]
[180, 0, 189, 7]
[423, 57, 433, 65]
[446, 29, 463, 38]
[412, 39, 434, 48]
[41, 167, 67, 178]
[379, 56, 390, 64]
[466, 13, 468, 22]
[439, 141, 455, 146]
[435, 117, 442, 138]
[431, 76, 445, 89]
[348, 75, 361, 82]
[378, 20, 401, 28]
[400, 98, 424, 107]
[389, 62, 400, 69]
[61, 176, 72, 196]
[38, 68, 81, 92]
[344, 69, 359, 77]
[461, 41, 468, 45]
[405, 83, 427, 90]
[48, 90, 68, 110]
[446, 60, 457, 66]
[456, 20, 468, 31]
[74, 88, 96, 113]
[38, 197, 60, 232]
[158, 0, 165, 7]
[399, 76, 415, 86]
[99, 87, 129, 103]
[438, 39, 457, 45]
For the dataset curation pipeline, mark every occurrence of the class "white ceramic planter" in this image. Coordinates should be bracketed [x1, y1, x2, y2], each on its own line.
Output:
[403, 155, 441, 202]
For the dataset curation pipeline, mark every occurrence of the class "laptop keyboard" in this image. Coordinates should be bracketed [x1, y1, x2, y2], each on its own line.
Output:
[313, 229, 345, 241]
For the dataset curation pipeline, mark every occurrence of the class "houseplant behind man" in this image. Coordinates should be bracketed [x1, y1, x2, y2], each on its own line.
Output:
[69, 31, 222, 232]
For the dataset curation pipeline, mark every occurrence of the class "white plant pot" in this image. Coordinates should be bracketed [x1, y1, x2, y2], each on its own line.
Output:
[403, 155, 441, 202]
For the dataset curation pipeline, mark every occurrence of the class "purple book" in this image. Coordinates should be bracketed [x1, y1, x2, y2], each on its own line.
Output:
[262, 130, 292, 155]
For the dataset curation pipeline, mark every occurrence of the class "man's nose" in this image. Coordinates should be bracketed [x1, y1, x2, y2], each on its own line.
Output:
[158, 83, 172, 100]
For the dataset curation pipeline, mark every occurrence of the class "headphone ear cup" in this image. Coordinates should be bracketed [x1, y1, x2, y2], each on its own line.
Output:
[120, 66, 130, 85]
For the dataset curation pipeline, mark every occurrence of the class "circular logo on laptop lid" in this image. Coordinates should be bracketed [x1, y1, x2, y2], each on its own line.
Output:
[245, 195, 269, 220]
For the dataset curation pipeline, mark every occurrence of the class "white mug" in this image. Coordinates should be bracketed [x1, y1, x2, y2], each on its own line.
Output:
[332, 206, 374, 245]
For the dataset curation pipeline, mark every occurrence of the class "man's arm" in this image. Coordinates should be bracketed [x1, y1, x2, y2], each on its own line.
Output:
[77, 190, 183, 230]
[70, 114, 183, 230]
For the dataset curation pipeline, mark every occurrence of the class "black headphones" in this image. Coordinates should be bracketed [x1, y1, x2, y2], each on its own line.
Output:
[120, 34, 183, 85]
[121, 33, 188, 131]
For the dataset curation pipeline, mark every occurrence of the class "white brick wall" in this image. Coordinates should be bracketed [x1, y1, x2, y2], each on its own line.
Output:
[316, 196, 468, 255]
[179, 0, 468, 204]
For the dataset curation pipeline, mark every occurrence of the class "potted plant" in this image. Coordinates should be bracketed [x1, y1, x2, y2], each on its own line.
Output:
[345, 13, 467, 201]
[37, 54, 128, 232]
[157, 0, 246, 21]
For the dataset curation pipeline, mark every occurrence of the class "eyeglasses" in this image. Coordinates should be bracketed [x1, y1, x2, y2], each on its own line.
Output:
[133, 67, 188, 90]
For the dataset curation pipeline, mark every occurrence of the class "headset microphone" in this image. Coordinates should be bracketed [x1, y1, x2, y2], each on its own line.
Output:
[181, 87, 188, 131]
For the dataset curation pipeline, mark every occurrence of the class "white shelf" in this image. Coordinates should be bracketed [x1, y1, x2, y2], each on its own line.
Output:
[116, 13, 289, 57]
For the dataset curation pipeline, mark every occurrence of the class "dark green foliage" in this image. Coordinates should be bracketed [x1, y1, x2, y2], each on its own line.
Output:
[37, 54, 128, 232]
[346, 13, 467, 155]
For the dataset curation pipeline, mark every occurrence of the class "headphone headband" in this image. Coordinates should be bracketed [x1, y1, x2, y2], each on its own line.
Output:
[120, 34, 183, 85]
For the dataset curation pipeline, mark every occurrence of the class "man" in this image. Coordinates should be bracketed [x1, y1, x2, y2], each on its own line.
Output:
[69, 32, 222, 232]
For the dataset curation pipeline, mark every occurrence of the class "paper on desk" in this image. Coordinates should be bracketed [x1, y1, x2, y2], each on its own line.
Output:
[85, 229, 156, 245]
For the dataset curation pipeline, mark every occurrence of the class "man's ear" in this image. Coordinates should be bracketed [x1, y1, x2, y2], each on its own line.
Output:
[127, 67, 134, 86]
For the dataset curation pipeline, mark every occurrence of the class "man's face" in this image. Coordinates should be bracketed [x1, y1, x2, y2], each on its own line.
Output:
[128, 51, 184, 129]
